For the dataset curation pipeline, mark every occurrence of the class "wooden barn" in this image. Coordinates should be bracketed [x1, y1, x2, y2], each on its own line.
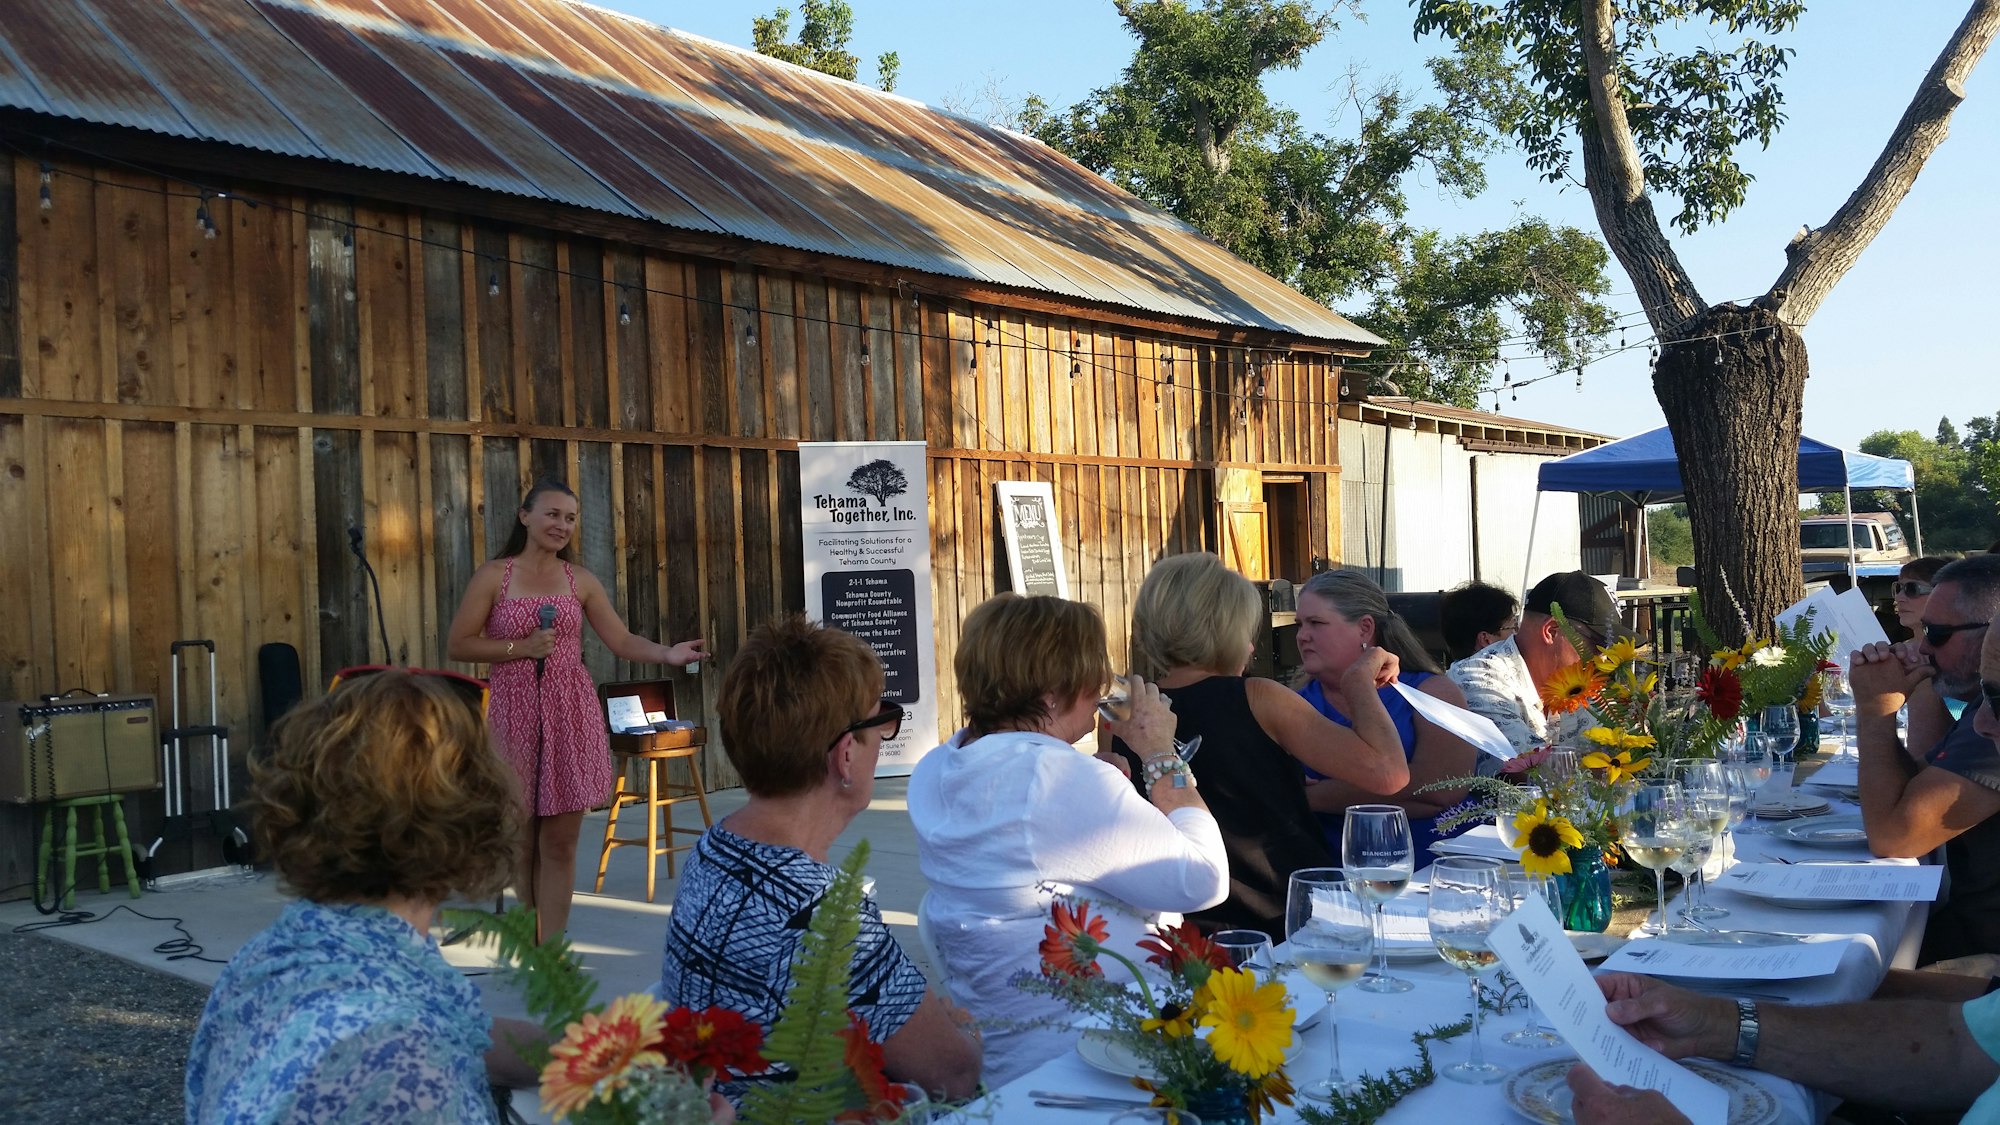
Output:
[0, 0, 1383, 886]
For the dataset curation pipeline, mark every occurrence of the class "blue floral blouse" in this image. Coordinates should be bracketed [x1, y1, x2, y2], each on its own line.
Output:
[185, 900, 496, 1124]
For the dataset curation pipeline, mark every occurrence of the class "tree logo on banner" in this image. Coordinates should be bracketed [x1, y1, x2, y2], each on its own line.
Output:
[845, 459, 909, 507]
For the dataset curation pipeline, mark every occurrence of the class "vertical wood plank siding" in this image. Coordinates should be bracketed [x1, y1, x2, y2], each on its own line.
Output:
[0, 155, 1347, 796]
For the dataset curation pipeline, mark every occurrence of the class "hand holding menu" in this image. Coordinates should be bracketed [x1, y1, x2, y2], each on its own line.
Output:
[1487, 894, 1730, 1124]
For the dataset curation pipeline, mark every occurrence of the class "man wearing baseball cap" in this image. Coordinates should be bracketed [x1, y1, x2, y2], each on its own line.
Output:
[1447, 571, 1633, 754]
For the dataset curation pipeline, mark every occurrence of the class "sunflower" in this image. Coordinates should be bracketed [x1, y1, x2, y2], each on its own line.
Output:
[1512, 799, 1586, 876]
[1541, 662, 1608, 716]
[1195, 968, 1294, 1078]
[1141, 999, 1197, 1039]
[1039, 900, 1108, 978]
[540, 993, 668, 1121]
[1697, 665, 1743, 720]
[1582, 726, 1656, 752]
[1592, 638, 1642, 674]
[1580, 747, 1651, 784]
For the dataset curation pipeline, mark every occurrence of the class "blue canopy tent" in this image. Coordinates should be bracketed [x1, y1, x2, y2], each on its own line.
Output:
[1527, 426, 1922, 588]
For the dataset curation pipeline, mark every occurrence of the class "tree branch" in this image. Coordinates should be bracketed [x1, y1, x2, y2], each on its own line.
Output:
[1767, 0, 2000, 325]
[1576, 0, 1705, 332]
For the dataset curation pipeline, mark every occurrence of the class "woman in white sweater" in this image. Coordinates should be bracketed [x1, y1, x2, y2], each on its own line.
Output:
[908, 594, 1229, 1088]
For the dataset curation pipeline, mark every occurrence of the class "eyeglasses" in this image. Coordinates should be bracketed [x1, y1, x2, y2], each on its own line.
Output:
[830, 698, 905, 749]
[328, 664, 490, 716]
[1921, 620, 1991, 648]
[1985, 680, 2000, 716]
[1894, 581, 1934, 599]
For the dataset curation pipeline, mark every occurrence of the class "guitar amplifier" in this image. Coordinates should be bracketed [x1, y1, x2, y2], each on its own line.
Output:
[0, 695, 161, 804]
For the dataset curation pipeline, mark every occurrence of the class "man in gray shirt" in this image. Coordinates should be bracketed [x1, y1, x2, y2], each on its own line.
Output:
[1447, 571, 1633, 755]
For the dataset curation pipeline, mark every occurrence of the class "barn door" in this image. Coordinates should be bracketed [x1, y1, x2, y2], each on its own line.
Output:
[1221, 502, 1270, 580]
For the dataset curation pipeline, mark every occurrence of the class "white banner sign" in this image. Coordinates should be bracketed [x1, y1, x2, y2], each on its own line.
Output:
[800, 441, 938, 776]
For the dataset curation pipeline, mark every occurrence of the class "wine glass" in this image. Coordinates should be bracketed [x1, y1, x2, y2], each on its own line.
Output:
[1761, 704, 1800, 763]
[1285, 868, 1374, 1101]
[1675, 761, 1732, 920]
[1341, 805, 1416, 994]
[1097, 674, 1202, 760]
[1720, 741, 1774, 840]
[1428, 856, 1511, 1083]
[1494, 786, 1542, 849]
[1500, 869, 1564, 1048]
[1210, 929, 1276, 974]
[1627, 784, 1690, 936]
[1824, 669, 1856, 748]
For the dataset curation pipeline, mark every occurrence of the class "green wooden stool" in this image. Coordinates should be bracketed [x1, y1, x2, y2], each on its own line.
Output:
[37, 794, 143, 909]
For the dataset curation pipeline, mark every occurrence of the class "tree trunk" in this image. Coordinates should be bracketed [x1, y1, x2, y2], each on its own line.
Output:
[1652, 304, 1806, 646]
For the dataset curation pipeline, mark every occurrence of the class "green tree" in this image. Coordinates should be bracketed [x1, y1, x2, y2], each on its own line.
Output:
[752, 1, 899, 91]
[1850, 423, 2000, 552]
[1648, 504, 1694, 573]
[1413, 0, 2000, 642]
[1020, 0, 1615, 407]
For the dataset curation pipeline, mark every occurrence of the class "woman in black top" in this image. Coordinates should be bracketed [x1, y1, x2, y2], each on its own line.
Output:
[1107, 553, 1411, 937]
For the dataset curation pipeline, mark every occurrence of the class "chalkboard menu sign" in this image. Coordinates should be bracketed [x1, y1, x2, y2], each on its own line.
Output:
[994, 481, 1069, 598]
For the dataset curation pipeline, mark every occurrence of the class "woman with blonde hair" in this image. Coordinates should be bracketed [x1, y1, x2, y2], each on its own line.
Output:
[1293, 569, 1480, 858]
[1107, 553, 1411, 938]
[909, 593, 1230, 1087]
[185, 669, 544, 1123]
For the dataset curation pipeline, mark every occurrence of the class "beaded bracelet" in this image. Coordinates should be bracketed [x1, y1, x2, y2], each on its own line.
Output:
[1140, 754, 1194, 790]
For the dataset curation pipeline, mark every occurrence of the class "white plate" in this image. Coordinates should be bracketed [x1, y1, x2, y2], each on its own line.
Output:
[1772, 813, 1871, 847]
[1566, 932, 1627, 963]
[1751, 790, 1830, 817]
[1076, 1027, 1303, 1082]
[1503, 1057, 1779, 1125]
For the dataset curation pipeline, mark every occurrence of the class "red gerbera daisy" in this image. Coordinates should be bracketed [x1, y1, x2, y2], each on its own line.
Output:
[1138, 919, 1228, 976]
[653, 1005, 767, 1077]
[1039, 900, 1108, 978]
[1698, 665, 1743, 721]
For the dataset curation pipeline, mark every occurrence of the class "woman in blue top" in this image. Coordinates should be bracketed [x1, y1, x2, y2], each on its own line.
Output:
[1294, 570, 1480, 858]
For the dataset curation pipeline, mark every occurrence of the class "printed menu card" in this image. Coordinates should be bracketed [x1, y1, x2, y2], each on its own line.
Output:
[1488, 894, 1730, 1124]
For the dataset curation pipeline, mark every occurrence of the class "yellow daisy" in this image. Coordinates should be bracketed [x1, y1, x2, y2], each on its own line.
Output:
[1592, 638, 1642, 673]
[1195, 968, 1294, 1078]
[540, 993, 668, 1121]
[1582, 727, 1657, 752]
[1512, 799, 1586, 876]
[1713, 648, 1746, 671]
[1800, 676, 1824, 712]
[1141, 1001, 1196, 1039]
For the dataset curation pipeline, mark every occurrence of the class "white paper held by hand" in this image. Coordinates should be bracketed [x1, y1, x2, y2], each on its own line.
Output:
[1487, 894, 1730, 1124]
[1390, 681, 1515, 762]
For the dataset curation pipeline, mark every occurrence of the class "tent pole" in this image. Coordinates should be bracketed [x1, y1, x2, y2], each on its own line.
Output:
[1522, 492, 1544, 597]
[1911, 489, 1926, 556]
[1845, 484, 1857, 587]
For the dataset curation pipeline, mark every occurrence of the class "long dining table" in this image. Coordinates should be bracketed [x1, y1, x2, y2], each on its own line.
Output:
[967, 765, 1926, 1125]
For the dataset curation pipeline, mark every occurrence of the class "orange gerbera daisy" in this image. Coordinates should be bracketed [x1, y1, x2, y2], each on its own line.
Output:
[1540, 662, 1607, 716]
[833, 1013, 899, 1123]
[1138, 919, 1228, 978]
[540, 993, 668, 1121]
[1040, 900, 1108, 977]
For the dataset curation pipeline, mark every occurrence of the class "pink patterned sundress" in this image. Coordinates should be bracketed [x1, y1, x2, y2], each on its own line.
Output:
[484, 559, 612, 817]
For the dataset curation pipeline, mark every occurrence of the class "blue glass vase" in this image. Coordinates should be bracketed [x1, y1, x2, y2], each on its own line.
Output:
[1556, 846, 1613, 933]
[1184, 1086, 1252, 1125]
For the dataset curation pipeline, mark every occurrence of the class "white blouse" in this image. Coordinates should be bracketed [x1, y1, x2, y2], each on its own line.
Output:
[907, 727, 1229, 1087]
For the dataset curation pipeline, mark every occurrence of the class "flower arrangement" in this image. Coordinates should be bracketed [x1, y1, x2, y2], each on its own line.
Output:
[1027, 900, 1296, 1121]
[462, 842, 922, 1125]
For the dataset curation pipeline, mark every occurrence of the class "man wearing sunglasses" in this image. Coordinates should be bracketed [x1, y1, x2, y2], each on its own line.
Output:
[1850, 554, 2000, 965]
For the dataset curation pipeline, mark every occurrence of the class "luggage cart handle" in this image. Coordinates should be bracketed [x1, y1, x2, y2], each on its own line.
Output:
[171, 640, 217, 654]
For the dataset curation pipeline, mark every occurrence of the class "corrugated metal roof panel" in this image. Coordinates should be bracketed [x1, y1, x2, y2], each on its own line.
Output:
[2, 4, 199, 140]
[0, 0, 1383, 346]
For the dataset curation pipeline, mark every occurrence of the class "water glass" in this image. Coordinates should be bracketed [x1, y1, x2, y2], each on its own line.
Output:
[1495, 786, 1542, 848]
[1500, 870, 1563, 1048]
[1210, 929, 1277, 974]
[1675, 761, 1732, 920]
[1286, 869, 1374, 1101]
[1761, 704, 1800, 761]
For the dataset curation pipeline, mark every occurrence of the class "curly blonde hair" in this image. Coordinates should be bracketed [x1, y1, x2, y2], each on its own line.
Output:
[252, 670, 520, 904]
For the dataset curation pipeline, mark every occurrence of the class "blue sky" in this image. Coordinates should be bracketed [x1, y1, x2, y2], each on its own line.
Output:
[596, 1, 1997, 450]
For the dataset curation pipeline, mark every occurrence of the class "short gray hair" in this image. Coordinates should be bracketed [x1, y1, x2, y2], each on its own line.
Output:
[1935, 554, 2000, 621]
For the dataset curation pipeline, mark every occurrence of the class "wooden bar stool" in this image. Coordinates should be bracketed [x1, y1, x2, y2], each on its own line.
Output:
[37, 794, 143, 909]
[593, 679, 711, 902]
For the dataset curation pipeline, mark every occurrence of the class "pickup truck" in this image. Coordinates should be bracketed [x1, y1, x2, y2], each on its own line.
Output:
[1800, 513, 1914, 578]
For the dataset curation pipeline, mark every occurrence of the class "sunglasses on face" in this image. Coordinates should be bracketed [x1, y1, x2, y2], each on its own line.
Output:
[1895, 581, 1934, 599]
[1921, 620, 1991, 648]
[830, 698, 905, 749]
[1985, 680, 2000, 716]
[328, 664, 490, 716]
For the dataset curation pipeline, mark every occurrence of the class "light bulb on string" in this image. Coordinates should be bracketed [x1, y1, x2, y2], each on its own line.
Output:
[1575, 365, 1584, 390]
[487, 267, 500, 297]
[617, 297, 631, 326]
[38, 164, 51, 211]
[860, 340, 871, 367]
[744, 323, 758, 347]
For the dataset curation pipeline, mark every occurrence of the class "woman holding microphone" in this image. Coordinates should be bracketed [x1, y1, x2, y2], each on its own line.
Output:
[448, 479, 705, 942]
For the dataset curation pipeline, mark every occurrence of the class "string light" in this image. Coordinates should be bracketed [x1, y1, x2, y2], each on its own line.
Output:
[37, 163, 51, 210]
[617, 294, 631, 326]
[859, 339, 871, 367]
[744, 323, 757, 347]
[1575, 365, 1584, 389]
[486, 265, 500, 297]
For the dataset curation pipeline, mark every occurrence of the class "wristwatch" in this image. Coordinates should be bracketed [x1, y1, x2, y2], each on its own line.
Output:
[1731, 998, 1761, 1067]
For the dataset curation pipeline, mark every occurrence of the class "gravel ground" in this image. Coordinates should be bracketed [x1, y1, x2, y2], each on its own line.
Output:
[0, 929, 210, 1125]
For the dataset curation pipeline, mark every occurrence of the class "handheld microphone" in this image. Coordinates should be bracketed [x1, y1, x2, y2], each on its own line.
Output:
[535, 603, 556, 679]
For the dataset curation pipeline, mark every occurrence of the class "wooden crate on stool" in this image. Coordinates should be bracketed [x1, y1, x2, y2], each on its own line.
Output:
[593, 679, 711, 902]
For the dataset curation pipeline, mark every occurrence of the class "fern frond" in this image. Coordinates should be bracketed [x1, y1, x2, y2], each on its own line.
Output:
[444, 905, 598, 1038]
[737, 842, 872, 1125]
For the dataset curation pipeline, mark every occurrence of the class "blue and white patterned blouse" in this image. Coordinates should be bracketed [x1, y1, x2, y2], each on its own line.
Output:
[185, 900, 496, 1124]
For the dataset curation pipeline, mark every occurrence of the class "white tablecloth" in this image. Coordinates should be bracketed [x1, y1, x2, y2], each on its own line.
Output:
[965, 780, 1924, 1124]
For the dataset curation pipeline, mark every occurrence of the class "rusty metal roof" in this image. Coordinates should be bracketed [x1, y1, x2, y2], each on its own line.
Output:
[0, 0, 1383, 347]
